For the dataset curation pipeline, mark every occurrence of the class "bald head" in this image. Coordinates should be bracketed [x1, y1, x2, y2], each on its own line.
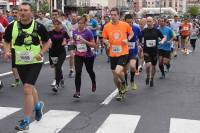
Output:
[146, 17, 154, 28]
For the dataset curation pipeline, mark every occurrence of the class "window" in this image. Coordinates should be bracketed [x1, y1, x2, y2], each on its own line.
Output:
[169, 2, 172, 7]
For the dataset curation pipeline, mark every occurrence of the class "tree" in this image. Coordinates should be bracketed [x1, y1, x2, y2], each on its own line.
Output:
[39, 0, 50, 14]
[187, 5, 199, 18]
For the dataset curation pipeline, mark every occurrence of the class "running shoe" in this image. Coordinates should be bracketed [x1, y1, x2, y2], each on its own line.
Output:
[115, 91, 124, 101]
[52, 85, 59, 93]
[121, 83, 128, 94]
[15, 119, 29, 131]
[160, 73, 165, 79]
[68, 70, 75, 78]
[60, 79, 64, 88]
[34, 101, 44, 121]
[131, 82, 138, 91]
[0, 80, 3, 90]
[150, 79, 154, 87]
[73, 92, 80, 98]
[51, 79, 56, 87]
[146, 78, 150, 85]
[11, 81, 20, 87]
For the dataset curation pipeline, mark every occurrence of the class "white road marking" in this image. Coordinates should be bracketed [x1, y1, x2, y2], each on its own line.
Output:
[101, 89, 119, 105]
[95, 114, 140, 133]
[0, 71, 13, 77]
[170, 118, 200, 133]
[18, 110, 80, 133]
[0, 107, 21, 120]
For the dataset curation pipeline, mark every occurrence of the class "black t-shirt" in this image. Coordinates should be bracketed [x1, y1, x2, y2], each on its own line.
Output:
[3, 20, 49, 44]
[49, 29, 70, 56]
[140, 28, 164, 53]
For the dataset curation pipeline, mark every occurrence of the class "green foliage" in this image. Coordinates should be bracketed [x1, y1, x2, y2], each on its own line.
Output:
[187, 5, 199, 17]
[39, 0, 50, 13]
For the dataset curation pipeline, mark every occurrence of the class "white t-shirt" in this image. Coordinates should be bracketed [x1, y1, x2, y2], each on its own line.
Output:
[170, 21, 181, 35]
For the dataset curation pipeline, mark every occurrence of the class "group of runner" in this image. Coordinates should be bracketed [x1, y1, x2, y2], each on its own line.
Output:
[0, 2, 199, 131]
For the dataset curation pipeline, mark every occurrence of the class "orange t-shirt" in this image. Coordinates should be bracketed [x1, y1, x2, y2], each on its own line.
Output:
[102, 21, 132, 57]
[180, 23, 190, 37]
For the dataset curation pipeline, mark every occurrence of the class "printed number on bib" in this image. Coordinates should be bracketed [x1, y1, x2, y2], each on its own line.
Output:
[112, 45, 122, 53]
[77, 44, 87, 52]
[183, 27, 189, 31]
[146, 40, 156, 47]
[51, 57, 58, 64]
[18, 51, 33, 62]
[128, 42, 136, 49]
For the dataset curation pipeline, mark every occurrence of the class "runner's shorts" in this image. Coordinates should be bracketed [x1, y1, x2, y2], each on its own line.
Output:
[144, 52, 157, 66]
[158, 49, 171, 59]
[110, 55, 129, 70]
[16, 63, 42, 85]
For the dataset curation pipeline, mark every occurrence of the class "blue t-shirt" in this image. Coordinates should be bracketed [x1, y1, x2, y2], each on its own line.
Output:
[88, 18, 98, 37]
[128, 24, 142, 56]
[158, 26, 173, 51]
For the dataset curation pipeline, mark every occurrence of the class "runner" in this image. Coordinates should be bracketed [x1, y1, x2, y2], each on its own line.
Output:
[124, 14, 142, 91]
[190, 22, 199, 51]
[10, 7, 21, 87]
[139, 17, 165, 87]
[72, 15, 97, 98]
[67, 13, 78, 78]
[180, 18, 191, 55]
[170, 15, 181, 57]
[102, 8, 133, 101]
[158, 18, 174, 79]
[3, 2, 50, 131]
[49, 18, 70, 93]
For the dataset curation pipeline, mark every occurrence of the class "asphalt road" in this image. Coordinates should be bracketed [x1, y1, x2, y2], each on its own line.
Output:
[0, 40, 200, 133]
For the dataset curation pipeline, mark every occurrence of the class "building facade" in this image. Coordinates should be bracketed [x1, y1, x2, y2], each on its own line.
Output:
[140, 0, 186, 13]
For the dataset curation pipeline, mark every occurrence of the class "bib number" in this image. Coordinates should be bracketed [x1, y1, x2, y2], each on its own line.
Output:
[146, 40, 156, 47]
[77, 44, 87, 52]
[128, 42, 136, 49]
[183, 27, 189, 31]
[112, 45, 122, 53]
[51, 57, 58, 64]
[17, 51, 33, 62]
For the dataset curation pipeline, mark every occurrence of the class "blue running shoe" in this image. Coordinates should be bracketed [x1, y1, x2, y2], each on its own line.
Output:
[15, 118, 29, 131]
[34, 101, 44, 121]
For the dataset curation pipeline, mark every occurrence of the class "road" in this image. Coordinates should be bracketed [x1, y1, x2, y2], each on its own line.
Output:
[0, 40, 200, 133]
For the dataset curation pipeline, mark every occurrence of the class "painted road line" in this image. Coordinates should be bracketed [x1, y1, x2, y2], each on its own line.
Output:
[0, 107, 21, 120]
[18, 110, 80, 133]
[0, 71, 13, 77]
[170, 118, 200, 133]
[101, 89, 118, 105]
[95, 114, 140, 133]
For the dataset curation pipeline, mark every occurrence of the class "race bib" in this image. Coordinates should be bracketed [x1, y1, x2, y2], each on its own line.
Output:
[128, 42, 136, 49]
[112, 45, 122, 53]
[146, 40, 156, 47]
[51, 57, 58, 64]
[77, 44, 87, 52]
[17, 51, 33, 62]
[183, 27, 189, 31]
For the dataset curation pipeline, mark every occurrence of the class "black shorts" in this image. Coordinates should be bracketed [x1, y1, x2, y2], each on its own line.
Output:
[11, 48, 16, 68]
[144, 52, 158, 66]
[158, 49, 171, 59]
[68, 45, 76, 51]
[16, 63, 42, 85]
[128, 54, 138, 61]
[110, 55, 129, 70]
[174, 35, 180, 41]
